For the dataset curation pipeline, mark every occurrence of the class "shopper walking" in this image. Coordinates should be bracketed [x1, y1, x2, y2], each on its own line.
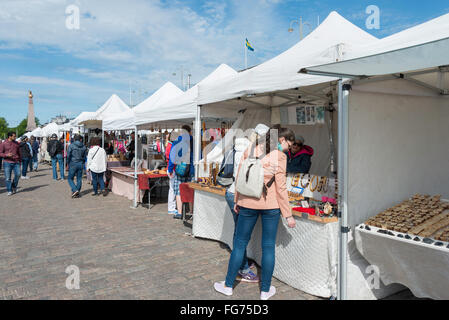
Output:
[167, 125, 194, 220]
[67, 135, 88, 198]
[0, 132, 21, 196]
[30, 136, 40, 172]
[48, 134, 65, 180]
[165, 131, 177, 215]
[214, 127, 297, 300]
[19, 136, 32, 180]
[0, 138, 3, 171]
[86, 138, 107, 196]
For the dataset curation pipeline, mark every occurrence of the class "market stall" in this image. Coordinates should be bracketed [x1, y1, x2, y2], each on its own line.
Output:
[193, 12, 413, 299]
[300, 12, 449, 299]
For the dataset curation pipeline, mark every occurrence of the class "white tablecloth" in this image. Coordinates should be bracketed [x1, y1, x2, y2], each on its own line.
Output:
[355, 226, 449, 300]
[192, 189, 405, 299]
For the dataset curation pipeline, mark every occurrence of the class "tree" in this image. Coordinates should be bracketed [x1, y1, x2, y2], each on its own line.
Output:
[12, 117, 40, 138]
[0, 117, 9, 139]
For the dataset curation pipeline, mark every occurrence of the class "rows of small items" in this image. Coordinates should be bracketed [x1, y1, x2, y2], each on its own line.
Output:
[358, 224, 449, 249]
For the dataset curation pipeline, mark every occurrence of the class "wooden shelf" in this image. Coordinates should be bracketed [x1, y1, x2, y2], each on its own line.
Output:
[187, 182, 227, 197]
[292, 210, 338, 224]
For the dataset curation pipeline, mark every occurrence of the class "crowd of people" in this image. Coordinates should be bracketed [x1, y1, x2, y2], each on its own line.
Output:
[0, 131, 125, 199]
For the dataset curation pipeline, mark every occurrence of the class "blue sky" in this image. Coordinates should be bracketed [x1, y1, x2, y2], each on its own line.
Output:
[0, 0, 448, 126]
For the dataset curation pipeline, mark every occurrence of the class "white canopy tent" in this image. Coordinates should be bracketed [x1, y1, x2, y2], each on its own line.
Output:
[103, 82, 183, 131]
[71, 111, 97, 127]
[79, 94, 130, 129]
[196, 12, 380, 181]
[300, 11, 449, 300]
[135, 64, 238, 129]
[41, 123, 61, 138]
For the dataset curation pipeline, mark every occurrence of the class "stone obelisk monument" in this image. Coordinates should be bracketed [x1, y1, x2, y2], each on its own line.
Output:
[26, 90, 37, 132]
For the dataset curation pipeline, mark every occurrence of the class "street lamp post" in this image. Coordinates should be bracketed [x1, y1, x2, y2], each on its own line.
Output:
[288, 17, 313, 41]
[173, 66, 192, 91]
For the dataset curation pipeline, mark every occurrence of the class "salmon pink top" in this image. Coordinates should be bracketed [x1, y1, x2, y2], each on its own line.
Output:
[234, 145, 291, 218]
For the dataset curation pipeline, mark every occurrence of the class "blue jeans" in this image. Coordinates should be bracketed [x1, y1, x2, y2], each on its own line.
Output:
[4, 162, 20, 193]
[91, 171, 105, 194]
[225, 190, 250, 272]
[31, 153, 38, 171]
[51, 154, 65, 180]
[21, 158, 30, 177]
[68, 162, 83, 193]
[225, 207, 281, 292]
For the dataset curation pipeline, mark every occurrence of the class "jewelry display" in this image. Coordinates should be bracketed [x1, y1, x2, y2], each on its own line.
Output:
[309, 175, 319, 192]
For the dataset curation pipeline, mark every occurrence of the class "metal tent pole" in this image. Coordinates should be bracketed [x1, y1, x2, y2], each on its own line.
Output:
[337, 79, 350, 300]
[133, 126, 138, 208]
[194, 105, 202, 182]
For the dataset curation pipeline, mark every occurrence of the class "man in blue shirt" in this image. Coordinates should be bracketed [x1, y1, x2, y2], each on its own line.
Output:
[167, 125, 194, 219]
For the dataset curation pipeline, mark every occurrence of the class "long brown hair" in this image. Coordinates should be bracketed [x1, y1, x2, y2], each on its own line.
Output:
[256, 126, 295, 154]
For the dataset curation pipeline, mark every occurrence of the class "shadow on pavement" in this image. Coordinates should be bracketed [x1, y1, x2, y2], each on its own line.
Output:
[18, 185, 49, 193]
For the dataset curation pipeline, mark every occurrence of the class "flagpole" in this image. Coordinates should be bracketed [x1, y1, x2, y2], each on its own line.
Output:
[245, 40, 248, 69]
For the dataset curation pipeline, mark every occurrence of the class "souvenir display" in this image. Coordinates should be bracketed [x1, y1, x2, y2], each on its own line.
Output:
[365, 194, 449, 240]
[288, 173, 337, 220]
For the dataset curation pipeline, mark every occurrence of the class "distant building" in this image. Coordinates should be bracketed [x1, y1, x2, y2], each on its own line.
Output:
[51, 115, 71, 125]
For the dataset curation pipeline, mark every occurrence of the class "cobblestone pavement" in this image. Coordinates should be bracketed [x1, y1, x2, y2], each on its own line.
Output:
[0, 164, 418, 300]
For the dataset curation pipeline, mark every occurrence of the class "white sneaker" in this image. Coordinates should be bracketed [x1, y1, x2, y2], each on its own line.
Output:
[260, 286, 276, 300]
[214, 281, 233, 296]
[7, 192, 13, 196]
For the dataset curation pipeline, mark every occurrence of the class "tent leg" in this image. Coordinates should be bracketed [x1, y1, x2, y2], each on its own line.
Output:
[194, 105, 202, 182]
[337, 79, 350, 300]
[133, 126, 138, 209]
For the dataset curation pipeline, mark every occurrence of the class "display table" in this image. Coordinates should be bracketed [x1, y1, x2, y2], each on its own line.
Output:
[138, 173, 169, 211]
[190, 184, 405, 299]
[109, 167, 145, 202]
[355, 224, 449, 300]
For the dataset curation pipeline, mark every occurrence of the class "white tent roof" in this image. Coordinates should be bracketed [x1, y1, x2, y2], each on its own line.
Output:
[301, 12, 449, 82]
[41, 123, 60, 137]
[71, 111, 97, 126]
[103, 82, 183, 131]
[29, 127, 43, 138]
[198, 12, 378, 111]
[79, 94, 130, 128]
[135, 64, 238, 127]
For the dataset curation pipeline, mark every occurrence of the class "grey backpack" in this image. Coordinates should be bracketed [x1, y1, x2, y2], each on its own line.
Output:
[235, 145, 275, 199]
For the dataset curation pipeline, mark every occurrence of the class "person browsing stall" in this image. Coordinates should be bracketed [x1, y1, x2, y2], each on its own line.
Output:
[214, 127, 297, 301]
[286, 136, 314, 174]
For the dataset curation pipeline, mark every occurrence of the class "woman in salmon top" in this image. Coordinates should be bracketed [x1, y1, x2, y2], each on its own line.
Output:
[214, 127, 297, 300]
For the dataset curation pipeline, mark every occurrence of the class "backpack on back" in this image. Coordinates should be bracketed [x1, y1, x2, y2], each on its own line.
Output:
[217, 146, 236, 187]
[49, 141, 58, 158]
[235, 144, 275, 199]
[174, 136, 193, 178]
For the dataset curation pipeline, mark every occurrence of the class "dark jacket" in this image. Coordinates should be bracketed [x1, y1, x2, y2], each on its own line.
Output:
[19, 142, 32, 159]
[286, 145, 314, 174]
[31, 140, 40, 155]
[67, 141, 87, 165]
[47, 139, 64, 157]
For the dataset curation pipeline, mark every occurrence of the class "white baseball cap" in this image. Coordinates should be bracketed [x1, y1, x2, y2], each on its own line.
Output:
[254, 124, 270, 136]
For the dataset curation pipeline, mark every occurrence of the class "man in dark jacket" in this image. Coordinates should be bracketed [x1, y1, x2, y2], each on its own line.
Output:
[19, 136, 32, 179]
[48, 134, 65, 180]
[286, 136, 314, 174]
[30, 136, 40, 172]
[67, 135, 88, 198]
[0, 132, 21, 195]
